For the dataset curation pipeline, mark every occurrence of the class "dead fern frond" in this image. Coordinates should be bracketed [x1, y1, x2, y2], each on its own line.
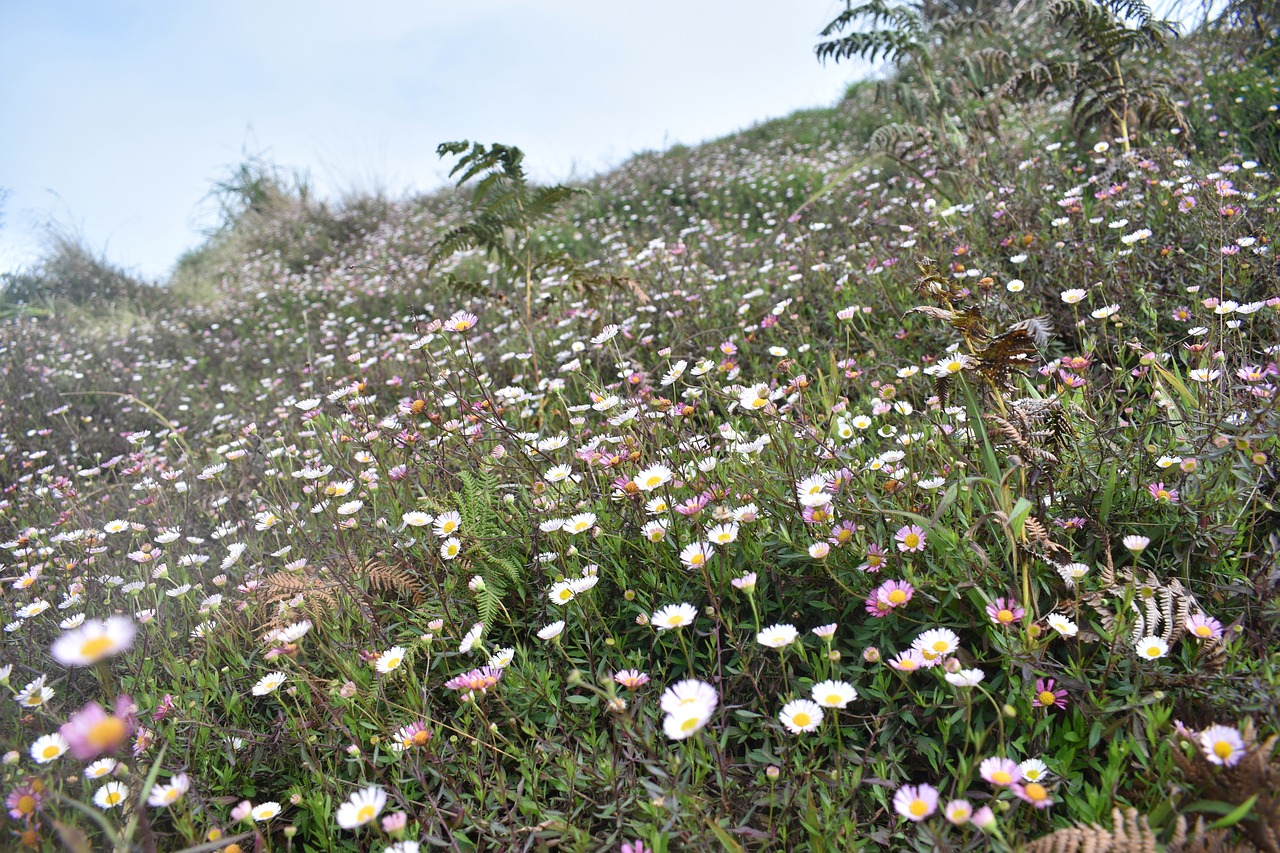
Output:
[1026, 807, 1158, 853]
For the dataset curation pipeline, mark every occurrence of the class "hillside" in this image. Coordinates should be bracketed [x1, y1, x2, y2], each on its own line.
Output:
[2, 7, 1279, 851]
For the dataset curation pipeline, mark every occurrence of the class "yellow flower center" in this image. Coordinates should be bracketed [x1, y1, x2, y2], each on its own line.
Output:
[899, 660, 918, 670]
[793, 713, 811, 728]
[690, 555, 704, 566]
[41, 745, 61, 759]
[87, 716, 127, 750]
[645, 476, 661, 488]
[826, 694, 843, 706]
[680, 716, 700, 732]
[1023, 783, 1048, 801]
[105, 790, 123, 804]
[931, 641, 949, 653]
[909, 800, 928, 817]
[1039, 691, 1057, 706]
[384, 657, 401, 670]
[992, 770, 1012, 784]
[888, 590, 907, 604]
[997, 609, 1014, 623]
[79, 636, 115, 660]
[1194, 626, 1211, 637]
[16, 795, 35, 815]
[668, 616, 684, 626]
[904, 534, 920, 549]
[357, 804, 376, 822]
[1213, 740, 1234, 759]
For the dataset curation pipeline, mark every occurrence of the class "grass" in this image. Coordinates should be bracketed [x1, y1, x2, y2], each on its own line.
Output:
[1, 21, 1279, 853]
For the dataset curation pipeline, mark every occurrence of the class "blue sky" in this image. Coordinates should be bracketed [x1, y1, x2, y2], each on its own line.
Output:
[1, 1, 861, 278]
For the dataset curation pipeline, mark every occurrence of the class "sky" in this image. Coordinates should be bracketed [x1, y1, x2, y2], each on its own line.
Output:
[0, 0, 863, 280]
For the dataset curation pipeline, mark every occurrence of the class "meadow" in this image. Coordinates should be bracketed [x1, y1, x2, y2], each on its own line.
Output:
[2, 3, 1279, 850]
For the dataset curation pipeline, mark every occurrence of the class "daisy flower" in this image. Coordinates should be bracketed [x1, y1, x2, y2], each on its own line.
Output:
[779, 699, 824, 734]
[894, 524, 926, 553]
[148, 773, 191, 808]
[252, 802, 282, 821]
[94, 781, 129, 810]
[679, 541, 714, 570]
[614, 669, 650, 690]
[51, 616, 136, 666]
[663, 706, 713, 740]
[459, 622, 484, 653]
[660, 679, 718, 715]
[1186, 613, 1223, 640]
[811, 680, 857, 709]
[1013, 782, 1053, 809]
[979, 756, 1021, 786]
[433, 511, 462, 537]
[944, 799, 973, 825]
[1045, 614, 1078, 637]
[1136, 636, 1169, 660]
[986, 597, 1025, 626]
[652, 603, 698, 631]
[252, 672, 287, 696]
[912, 628, 960, 664]
[537, 621, 565, 640]
[84, 758, 119, 779]
[30, 732, 69, 764]
[375, 646, 406, 674]
[1019, 759, 1050, 782]
[875, 579, 914, 608]
[893, 784, 938, 821]
[336, 785, 386, 829]
[1032, 678, 1068, 710]
[634, 464, 673, 492]
[945, 668, 985, 687]
[756, 623, 799, 649]
[1199, 724, 1245, 767]
[15, 675, 54, 708]
[888, 650, 926, 672]
[442, 311, 478, 333]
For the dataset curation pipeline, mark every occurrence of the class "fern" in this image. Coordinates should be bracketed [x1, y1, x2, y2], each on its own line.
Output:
[455, 468, 527, 626]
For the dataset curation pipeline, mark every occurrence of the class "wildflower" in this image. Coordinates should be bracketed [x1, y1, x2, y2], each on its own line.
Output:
[60, 697, 135, 760]
[1199, 724, 1245, 767]
[1006, 279, 1025, 292]
[875, 579, 914, 608]
[402, 511, 433, 528]
[30, 733, 69, 764]
[894, 524, 926, 553]
[252, 673, 287, 696]
[442, 311, 478, 333]
[94, 781, 129, 810]
[812, 624, 837, 641]
[6, 782, 43, 820]
[944, 799, 973, 825]
[640, 520, 668, 542]
[614, 669, 650, 690]
[392, 721, 433, 751]
[807, 541, 831, 559]
[888, 650, 926, 672]
[1147, 482, 1179, 503]
[1136, 636, 1169, 660]
[756, 624, 799, 649]
[980, 756, 1022, 786]
[537, 621, 565, 640]
[337, 785, 386, 829]
[444, 666, 503, 697]
[459, 622, 484, 653]
[1123, 535, 1150, 553]
[912, 628, 960, 664]
[945, 668, 985, 687]
[1186, 613, 1223, 640]
[635, 464, 673, 492]
[487, 647, 515, 669]
[1045, 614, 1078, 637]
[893, 784, 938, 822]
[1061, 289, 1087, 304]
[564, 513, 597, 535]
[433, 511, 462, 537]
[858, 543, 888, 573]
[972, 805, 997, 829]
[15, 676, 54, 708]
[779, 699, 824, 734]
[986, 597, 1025, 626]
[652, 603, 698, 630]
[51, 616, 136, 666]
[660, 679, 718, 715]
[148, 773, 192, 807]
[1056, 562, 1090, 587]
[707, 523, 739, 545]
[811, 680, 857, 709]
[1033, 678, 1068, 710]
[1019, 759, 1050, 781]
[1013, 782, 1053, 809]
[679, 541, 714, 570]
[663, 705, 714, 740]
[731, 572, 757, 592]
[252, 802, 282, 821]
[375, 647, 406, 674]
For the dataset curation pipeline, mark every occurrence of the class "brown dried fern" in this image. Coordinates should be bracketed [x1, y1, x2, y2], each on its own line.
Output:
[253, 557, 427, 631]
[1173, 720, 1280, 853]
[1027, 808, 1260, 853]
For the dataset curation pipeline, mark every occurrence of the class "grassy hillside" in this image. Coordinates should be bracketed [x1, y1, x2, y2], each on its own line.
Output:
[2, 9, 1279, 852]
